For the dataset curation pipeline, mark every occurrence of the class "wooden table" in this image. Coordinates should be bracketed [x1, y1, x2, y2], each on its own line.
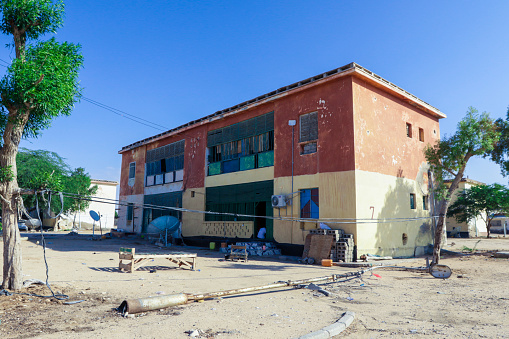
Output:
[118, 247, 197, 273]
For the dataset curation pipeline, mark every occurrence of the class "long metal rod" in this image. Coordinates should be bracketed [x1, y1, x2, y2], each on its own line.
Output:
[118, 264, 443, 315]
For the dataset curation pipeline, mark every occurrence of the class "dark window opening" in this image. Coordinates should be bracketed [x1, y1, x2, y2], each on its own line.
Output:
[128, 162, 136, 179]
[406, 123, 412, 138]
[207, 112, 274, 176]
[145, 140, 185, 186]
[410, 193, 416, 210]
[300, 112, 318, 143]
[127, 203, 134, 221]
[419, 128, 424, 142]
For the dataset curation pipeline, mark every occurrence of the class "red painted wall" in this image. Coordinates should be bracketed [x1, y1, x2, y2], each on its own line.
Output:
[274, 76, 355, 177]
[119, 145, 146, 196]
[352, 76, 440, 179]
[119, 73, 441, 195]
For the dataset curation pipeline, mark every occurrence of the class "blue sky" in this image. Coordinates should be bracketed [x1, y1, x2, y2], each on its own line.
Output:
[2, 1, 509, 184]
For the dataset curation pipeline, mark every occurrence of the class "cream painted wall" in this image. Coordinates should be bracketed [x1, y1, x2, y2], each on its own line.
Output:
[181, 187, 206, 237]
[205, 166, 274, 187]
[74, 181, 118, 229]
[354, 170, 433, 257]
[117, 194, 144, 233]
[446, 181, 487, 236]
[144, 181, 183, 195]
[273, 171, 357, 244]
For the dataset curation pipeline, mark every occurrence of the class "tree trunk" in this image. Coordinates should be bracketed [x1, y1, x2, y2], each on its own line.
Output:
[432, 161, 470, 265]
[0, 107, 29, 290]
[1, 145, 23, 290]
[1, 195, 22, 290]
[432, 199, 448, 265]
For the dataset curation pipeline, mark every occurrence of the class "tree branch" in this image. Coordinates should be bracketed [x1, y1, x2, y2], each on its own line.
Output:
[0, 192, 12, 211]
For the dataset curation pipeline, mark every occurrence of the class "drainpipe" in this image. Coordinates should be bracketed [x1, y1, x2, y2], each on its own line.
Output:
[289, 120, 296, 244]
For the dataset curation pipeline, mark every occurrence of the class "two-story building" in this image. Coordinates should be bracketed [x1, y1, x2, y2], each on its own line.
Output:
[118, 62, 445, 258]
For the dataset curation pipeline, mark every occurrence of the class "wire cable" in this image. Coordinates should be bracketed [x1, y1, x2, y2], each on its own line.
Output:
[56, 190, 437, 225]
[81, 97, 169, 132]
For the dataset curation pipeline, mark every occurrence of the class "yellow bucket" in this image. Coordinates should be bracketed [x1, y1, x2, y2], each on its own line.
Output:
[209, 242, 216, 250]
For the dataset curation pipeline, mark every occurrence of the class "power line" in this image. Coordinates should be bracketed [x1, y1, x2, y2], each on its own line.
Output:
[81, 97, 169, 132]
[0, 58, 169, 132]
[58, 191, 436, 225]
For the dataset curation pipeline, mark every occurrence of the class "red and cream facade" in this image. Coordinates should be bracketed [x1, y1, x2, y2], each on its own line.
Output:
[118, 63, 445, 257]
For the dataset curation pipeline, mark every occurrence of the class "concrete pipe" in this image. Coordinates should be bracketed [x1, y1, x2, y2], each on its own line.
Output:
[118, 293, 188, 314]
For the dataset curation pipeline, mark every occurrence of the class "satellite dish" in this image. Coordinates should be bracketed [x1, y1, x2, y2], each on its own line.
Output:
[89, 210, 101, 221]
[147, 215, 180, 234]
[430, 264, 452, 279]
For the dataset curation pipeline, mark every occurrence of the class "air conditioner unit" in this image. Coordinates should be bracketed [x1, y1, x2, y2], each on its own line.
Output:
[271, 195, 287, 208]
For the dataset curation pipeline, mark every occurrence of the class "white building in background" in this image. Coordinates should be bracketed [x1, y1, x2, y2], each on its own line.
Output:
[73, 179, 118, 230]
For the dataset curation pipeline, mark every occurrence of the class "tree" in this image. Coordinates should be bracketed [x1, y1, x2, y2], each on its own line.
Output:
[16, 148, 97, 220]
[448, 184, 509, 238]
[0, 0, 83, 290]
[490, 106, 509, 176]
[425, 107, 499, 264]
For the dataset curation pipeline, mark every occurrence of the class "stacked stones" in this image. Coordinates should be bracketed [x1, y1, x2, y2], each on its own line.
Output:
[309, 228, 354, 262]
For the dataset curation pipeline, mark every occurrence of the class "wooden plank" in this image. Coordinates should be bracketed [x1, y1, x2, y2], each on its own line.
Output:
[119, 253, 133, 260]
[307, 235, 334, 263]
[302, 234, 313, 258]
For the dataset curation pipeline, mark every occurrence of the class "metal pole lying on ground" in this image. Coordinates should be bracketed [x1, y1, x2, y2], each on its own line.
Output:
[118, 271, 371, 315]
[117, 262, 450, 315]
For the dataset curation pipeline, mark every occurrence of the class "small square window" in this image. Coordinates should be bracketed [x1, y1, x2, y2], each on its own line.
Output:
[410, 193, 416, 209]
[419, 128, 424, 142]
[301, 142, 317, 155]
[406, 123, 412, 138]
[423, 195, 428, 210]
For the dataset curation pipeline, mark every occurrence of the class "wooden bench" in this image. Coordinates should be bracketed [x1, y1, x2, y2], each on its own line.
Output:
[118, 247, 197, 273]
[226, 245, 248, 262]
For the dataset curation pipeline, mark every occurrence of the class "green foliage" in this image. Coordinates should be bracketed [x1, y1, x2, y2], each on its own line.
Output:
[0, 38, 83, 140]
[61, 167, 98, 214]
[448, 184, 509, 237]
[490, 106, 509, 176]
[425, 107, 500, 200]
[0, 164, 13, 182]
[0, 0, 64, 40]
[17, 148, 97, 215]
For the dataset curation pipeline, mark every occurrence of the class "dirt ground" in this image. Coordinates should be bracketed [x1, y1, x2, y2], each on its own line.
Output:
[1, 232, 508, 338]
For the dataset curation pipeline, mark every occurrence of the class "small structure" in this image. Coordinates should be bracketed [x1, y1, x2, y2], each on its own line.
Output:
[445, 178, 487, 237]
[118, 247, 197, 273]
[72, 179, 118, 230]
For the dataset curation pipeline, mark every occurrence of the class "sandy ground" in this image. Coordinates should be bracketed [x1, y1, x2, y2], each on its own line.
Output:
[0, 232, 508, 338]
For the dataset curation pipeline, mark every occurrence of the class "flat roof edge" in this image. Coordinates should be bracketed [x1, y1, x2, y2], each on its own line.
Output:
[119, 63, 445, 153]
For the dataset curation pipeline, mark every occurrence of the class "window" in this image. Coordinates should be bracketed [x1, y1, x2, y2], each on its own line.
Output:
[299, 112, 318, 155]
[129, 162, 136, 178]
[300, 188, 319, 219]
[207, 112, 274, 176]
[128, 162, 136, 186]
[423, 195, 428, 210]
[419, 128, 424, 142]
[145, 140, 185, 186]
[406, 123, 412, 138]
[127, 203, 134, 221]
[410, 193, 416, 210]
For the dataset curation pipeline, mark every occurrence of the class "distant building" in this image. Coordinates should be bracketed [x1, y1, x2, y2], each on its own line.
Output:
[72, 179, 118, 230]
[117, 63, 445, 257]
[445, 178, 487, 237]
